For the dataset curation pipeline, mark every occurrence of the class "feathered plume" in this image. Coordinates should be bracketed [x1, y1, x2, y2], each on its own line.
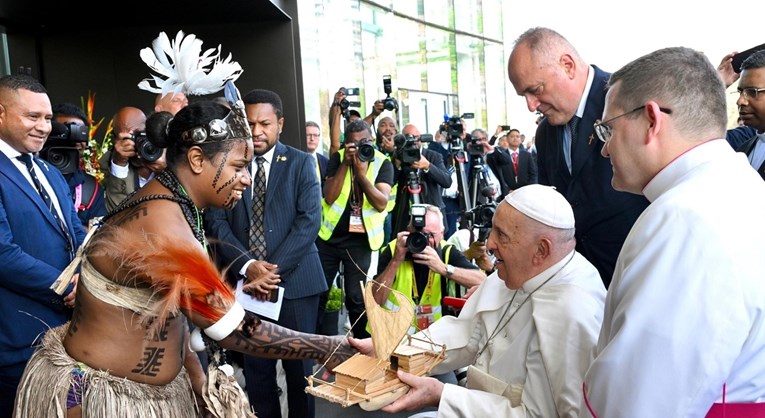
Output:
[87, 226, 235, 331]
[137, 30, 243, 96]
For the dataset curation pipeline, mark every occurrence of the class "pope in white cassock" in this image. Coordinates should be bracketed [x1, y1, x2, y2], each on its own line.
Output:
[355, 184, 607, 417]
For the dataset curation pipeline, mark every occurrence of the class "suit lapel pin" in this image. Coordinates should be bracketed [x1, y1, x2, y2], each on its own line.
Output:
[588, 134, 595, 145]
[277, 155, 287, 162]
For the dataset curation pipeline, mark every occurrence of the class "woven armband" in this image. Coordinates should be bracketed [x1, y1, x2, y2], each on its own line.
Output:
[203, 302, 245, 341]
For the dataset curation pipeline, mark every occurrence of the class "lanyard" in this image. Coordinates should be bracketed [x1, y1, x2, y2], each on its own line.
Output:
[412, 268, 435, 305]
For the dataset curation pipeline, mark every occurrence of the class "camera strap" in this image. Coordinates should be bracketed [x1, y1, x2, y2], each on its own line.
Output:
[348, 169, 365, 234]
[75, 176, 99, 212]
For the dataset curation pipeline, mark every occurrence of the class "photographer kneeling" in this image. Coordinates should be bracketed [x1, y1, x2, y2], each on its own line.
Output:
[372, 204, 485, 329]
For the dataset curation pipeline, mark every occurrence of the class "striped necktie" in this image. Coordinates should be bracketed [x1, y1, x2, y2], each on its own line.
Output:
[17, 154, 74, 257]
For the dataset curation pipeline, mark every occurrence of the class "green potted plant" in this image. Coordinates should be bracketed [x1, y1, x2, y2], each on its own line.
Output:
[321, 284, 343, 335]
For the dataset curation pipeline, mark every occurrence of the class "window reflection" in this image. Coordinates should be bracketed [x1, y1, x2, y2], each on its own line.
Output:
[298, 0, 508, 141]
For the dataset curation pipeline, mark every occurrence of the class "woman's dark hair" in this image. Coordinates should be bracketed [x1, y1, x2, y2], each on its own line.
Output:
[146, 101, 241, 168]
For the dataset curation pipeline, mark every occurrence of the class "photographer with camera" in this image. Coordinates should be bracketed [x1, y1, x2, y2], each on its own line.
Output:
[46, 103, 107, 228]
[328, 87, 364, 156]
[372, 204, 484, 334]
[389, 124, 452, 238]
[317, 119, 393, 340]
[99, 106, 167, 212]
[328, 86, 381, 156]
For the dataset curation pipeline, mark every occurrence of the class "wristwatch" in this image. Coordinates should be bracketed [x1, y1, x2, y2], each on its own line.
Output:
[446, 264, 455, 279]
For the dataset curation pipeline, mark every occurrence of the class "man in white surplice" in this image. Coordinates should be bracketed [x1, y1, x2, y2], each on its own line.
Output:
[354, 184, 606, 417]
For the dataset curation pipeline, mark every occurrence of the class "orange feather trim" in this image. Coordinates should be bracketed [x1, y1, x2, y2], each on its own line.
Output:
[87, 226, 234, 328]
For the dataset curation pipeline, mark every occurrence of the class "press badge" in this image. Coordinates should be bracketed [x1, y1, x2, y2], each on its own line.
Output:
[349, 205, 365, 233]
[416, 304, 434, 330]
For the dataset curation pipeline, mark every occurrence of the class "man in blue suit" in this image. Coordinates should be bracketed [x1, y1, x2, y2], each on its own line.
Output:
[0, 74, 86, 417]
[306, 120, 329, 188]
[204, 89, 326, 418]
[508, 27, 650, 288]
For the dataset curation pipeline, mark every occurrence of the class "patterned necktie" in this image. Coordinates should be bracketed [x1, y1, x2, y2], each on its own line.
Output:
[511, 151, 518, 174]
[17, 154, 74, 256]
[569, 116, 580, 144]
[564, 116, 580, 172]
[249, 156, 267, 260]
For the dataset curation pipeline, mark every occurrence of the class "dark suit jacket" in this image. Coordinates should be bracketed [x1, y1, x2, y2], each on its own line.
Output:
[735, 134, 765, 180]
[205, 142, 327, 300]
[316, 152, 329, 193]
[391, 147, 452, 234]
[535, 65, 649, 287]
[0, 153, 86, 369]
[317, 152, 329, 179]
[99, 149, 142, 212]
[486, 147, 538, 198]
[426, 142, 452, 168]
[418, 148, 452, 210]
[727, 125, 757, 150]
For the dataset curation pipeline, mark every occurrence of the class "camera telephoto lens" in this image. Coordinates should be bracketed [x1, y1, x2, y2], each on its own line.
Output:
[39, 146, 79, 175]
[357, 143, 376, 163]
[138, 140, 163, 162]
[406, 231, 429, 254]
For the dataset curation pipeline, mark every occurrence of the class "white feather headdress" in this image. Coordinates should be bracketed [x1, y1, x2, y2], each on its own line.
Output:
[137, 31, 243, 96]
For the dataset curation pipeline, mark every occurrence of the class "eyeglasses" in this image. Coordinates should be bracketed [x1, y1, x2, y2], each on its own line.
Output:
[306, 133, 320, 138]
[594, 105, 672, 143]
[731, 87, 765, 100]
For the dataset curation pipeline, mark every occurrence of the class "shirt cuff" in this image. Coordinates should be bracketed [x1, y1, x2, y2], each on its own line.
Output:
[111, 160, 130, 179]
[240, 259, 255, 277]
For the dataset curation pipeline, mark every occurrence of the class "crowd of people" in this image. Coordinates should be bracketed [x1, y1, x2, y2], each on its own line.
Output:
[1, 24, 764, 418]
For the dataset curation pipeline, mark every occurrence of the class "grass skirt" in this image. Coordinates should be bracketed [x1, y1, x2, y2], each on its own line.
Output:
[13, 324, 197, 418]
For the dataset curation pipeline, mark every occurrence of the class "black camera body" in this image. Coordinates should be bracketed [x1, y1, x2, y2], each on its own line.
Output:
[381, 75, 398, 111]
[406, 203, 430, 254]
[132, 130, 164, 162]
[441, 113, 474, 150]
[348, 138, 376, 163]
[464, 201, 497, 229]
[40, 121, 89, 175]
[339, 86, 361, 119]
[464, 201, 496, 242]
[467, 136, 485, 157]
[358, 142, 376, 163]
[394, 133, 420, 165]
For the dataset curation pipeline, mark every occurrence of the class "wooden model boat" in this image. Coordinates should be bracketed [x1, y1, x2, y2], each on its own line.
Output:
[305, 281, 446, 410]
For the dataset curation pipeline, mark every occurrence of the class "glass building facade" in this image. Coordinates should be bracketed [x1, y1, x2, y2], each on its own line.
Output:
[298, 0, 513, 154]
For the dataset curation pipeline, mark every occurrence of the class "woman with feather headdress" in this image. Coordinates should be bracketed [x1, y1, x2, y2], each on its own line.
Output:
[13, 32, 356, 418]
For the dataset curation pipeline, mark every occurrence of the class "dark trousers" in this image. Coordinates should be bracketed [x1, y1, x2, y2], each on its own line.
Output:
[244, 294, 319, 418]
[443, 196, 461, 239]
[316, 239, 371, 339]
[0, 364, 24, 418]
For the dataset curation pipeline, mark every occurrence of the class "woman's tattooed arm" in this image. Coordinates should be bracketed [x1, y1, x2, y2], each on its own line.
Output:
[220, 312, 356, 370]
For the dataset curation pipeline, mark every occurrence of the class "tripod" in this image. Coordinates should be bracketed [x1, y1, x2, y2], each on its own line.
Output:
[468, 153, 493, 209]
[391, 166, 422, 237]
